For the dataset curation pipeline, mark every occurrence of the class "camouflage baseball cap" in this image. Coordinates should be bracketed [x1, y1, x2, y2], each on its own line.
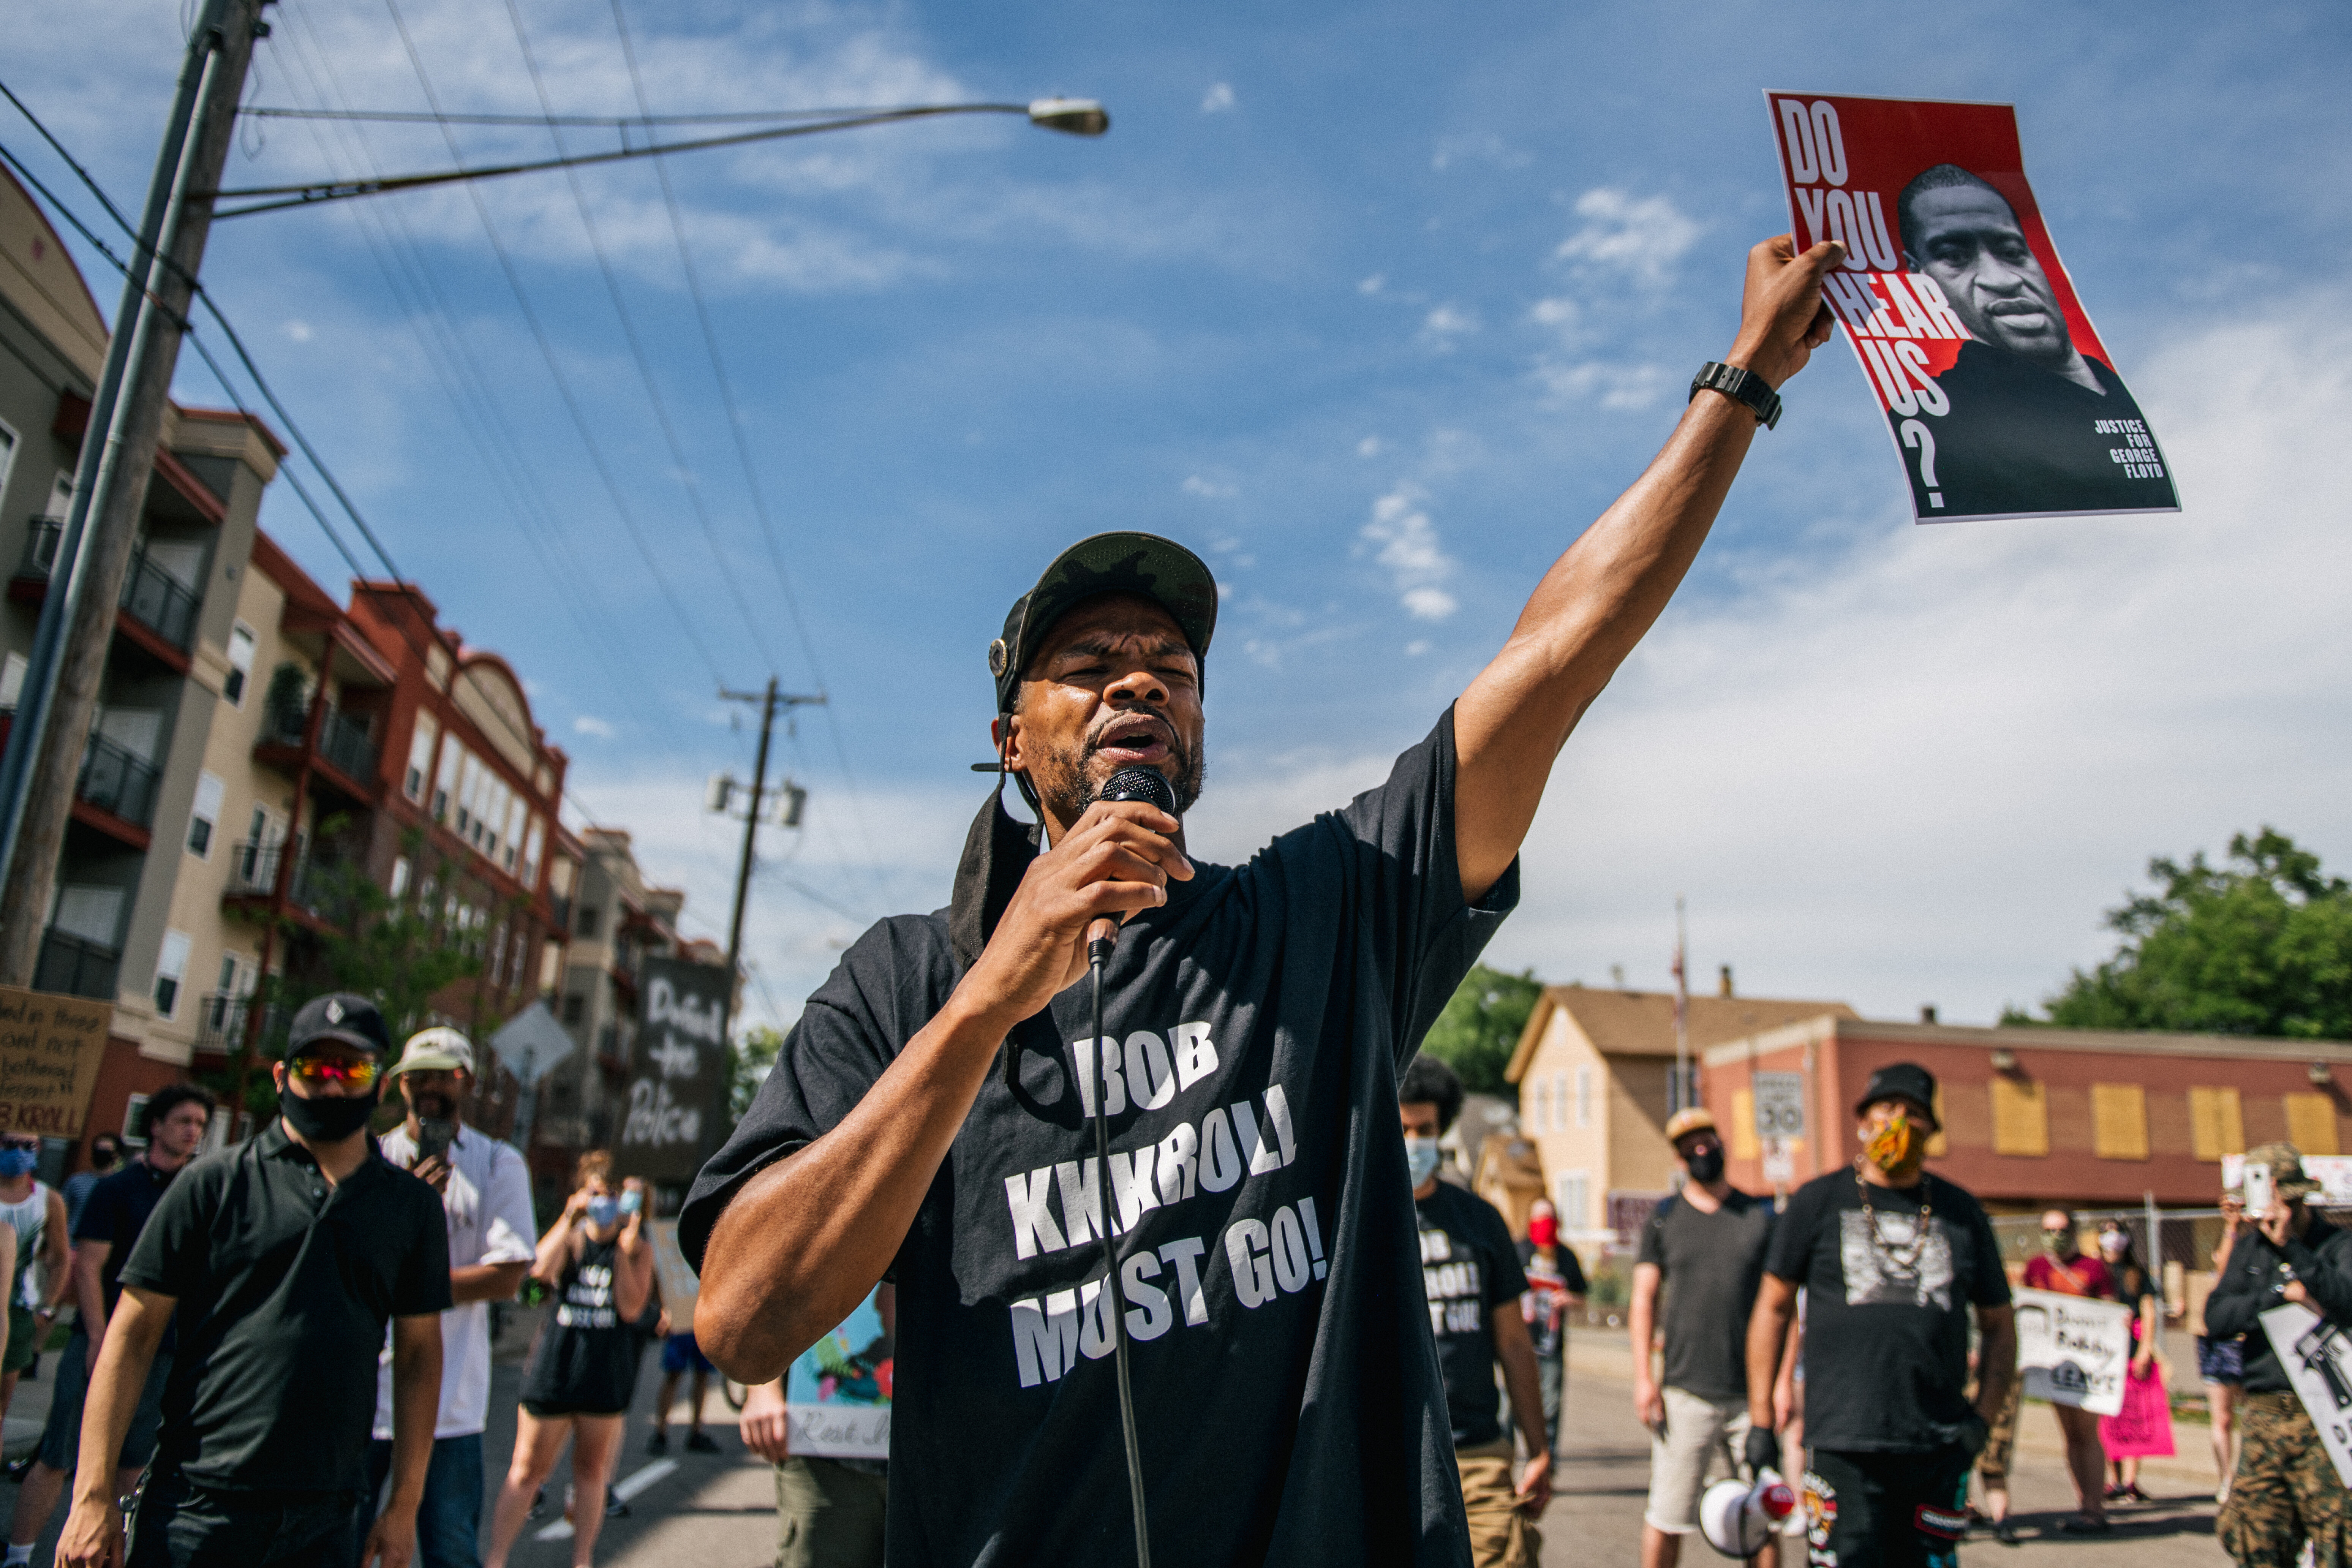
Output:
[988, 532, 1219, 714]
[2246, 1141, 2323, 1200]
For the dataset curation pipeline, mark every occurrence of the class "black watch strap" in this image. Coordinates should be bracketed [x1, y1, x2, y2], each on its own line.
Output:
[1690, 360, 1782, 430]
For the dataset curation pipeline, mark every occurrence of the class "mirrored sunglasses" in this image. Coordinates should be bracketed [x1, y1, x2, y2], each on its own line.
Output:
[288, 1055, 382, 1091]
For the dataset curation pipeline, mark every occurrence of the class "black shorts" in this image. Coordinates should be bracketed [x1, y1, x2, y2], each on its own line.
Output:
[521, 1400, 628, 1420]
[1802, 1446, 1973, 1568]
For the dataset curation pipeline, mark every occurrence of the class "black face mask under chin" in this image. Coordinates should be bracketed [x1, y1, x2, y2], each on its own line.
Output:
[280, 1084, 380, 1141]
[1685, 1148, 1726, 1185]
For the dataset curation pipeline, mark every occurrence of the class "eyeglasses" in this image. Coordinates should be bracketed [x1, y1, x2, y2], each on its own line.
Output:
[288, 1055, 382, 1091]
[0, 1138, 38, 1154]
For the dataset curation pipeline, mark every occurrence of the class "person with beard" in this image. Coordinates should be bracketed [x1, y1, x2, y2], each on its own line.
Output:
[57, 994, 451, 1568]
[1630, 1109, 1782, 1568]
[352, 1028, 540, 1568]
[2020, 1210, 2115, 1533]
[6, 1086, 212, 1564]
[1516, 1198, 1586, 1473]
[1893, 164, 2176, 519]
[1744, 1065, 2014, 1568]
[684, 232, 1850, 1566]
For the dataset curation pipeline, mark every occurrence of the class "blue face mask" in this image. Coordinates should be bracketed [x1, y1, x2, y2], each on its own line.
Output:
[586, 1195, 621, 1228]
[0, 1149, 35, 1179]
[1405, 1135, 1442, 1188]
[618, 1190, 643, 1218]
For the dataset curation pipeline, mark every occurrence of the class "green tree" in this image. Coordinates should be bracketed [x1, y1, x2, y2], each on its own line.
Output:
[733, 1024, 786, 1119]
[1421, 964, 1543, 1093]
[2020, 828, 2352, 1039]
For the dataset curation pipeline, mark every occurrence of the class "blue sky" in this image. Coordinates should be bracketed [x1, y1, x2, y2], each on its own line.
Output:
[11, 0, 2352, 1032]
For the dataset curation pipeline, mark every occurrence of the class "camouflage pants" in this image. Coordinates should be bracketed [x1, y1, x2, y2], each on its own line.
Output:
[2219, 1391, 2351, 1568]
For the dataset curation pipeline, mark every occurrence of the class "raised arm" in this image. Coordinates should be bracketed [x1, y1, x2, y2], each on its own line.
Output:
[1452, 236, 1844, 901]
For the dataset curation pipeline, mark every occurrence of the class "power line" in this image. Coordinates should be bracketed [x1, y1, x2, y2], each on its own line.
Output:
[242, 103, 942, 129]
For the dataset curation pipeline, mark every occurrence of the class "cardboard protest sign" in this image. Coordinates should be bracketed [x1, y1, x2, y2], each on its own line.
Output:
[1764, 92, 2180, 524]
[0, 985, 111, 1137]
[2262, 1302, 2352, 1487]
[787, 1287, 893, 1460]
[2014, 1286, 2132, 1416]
[613, 956, 732, 1184]
[648, 1219, 699, 1320]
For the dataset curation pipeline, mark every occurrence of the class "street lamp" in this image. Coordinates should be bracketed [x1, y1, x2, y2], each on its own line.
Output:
[207, 96, 1112, 219]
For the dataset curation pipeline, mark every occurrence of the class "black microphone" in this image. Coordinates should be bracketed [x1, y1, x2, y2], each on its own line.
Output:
[1086, 766, 1179, 964]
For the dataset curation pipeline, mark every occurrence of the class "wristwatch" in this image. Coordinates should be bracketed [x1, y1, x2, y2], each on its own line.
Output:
[1690, 360, 1782, 430]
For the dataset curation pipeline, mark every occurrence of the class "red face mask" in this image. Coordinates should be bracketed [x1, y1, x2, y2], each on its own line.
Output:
[1527, 1214, 1559, 1247]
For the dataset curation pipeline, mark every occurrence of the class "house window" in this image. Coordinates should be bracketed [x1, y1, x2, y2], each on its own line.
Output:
[563, 993, 586, 1027]
[0, 652, 25, 711]
[576, 904, 598, 938]
[187, 771, 224, 859]
[224, 623, 256, 707]
[389, 857, 411, 899]
[405, 715, 437, 803]
[1575, 1067, 1593, 1129]
[122, 1092, 152, 1148]
[1532, 1078, 1551, 1134]
[433, 740, 462, 823]
[1554, 1171, 1590, 1232]
[154, 929, 192, 1019]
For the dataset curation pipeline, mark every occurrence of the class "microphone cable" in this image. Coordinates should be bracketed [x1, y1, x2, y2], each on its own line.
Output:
[1087, 763, 1173, 1568]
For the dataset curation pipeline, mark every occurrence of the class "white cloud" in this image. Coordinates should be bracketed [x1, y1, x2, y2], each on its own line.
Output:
[1201, 82, 1236, 113]
[1535, 360, 1675, 410]
[1183, 474, 1238, 499]
[1554, 188, 1702, 287]
[1359, 274, 1387, 296]
[572, 715, 615, 738]
[1358, 436, 1383, 458]
[1359, 483, 1459, 621]
[1418, 303, 1479, 351]
[283, 320, 314, 343]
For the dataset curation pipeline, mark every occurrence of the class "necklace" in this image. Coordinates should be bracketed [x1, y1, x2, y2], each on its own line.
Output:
[1854, 1164, 1933, 1272]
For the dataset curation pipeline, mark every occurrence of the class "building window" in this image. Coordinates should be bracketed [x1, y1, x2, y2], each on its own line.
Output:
[1554, 1170, 1589, 1232]
[1532, 1077, 1550, 1134]
[577, 904, 598, 938]
[433, 740, 461, 823]
[224, 623, 256, 707]
[389, 857, 411, 899]
[0, 652, 25, 711]
[187, 771, 224, 859]
[563, 993, 586, 1027]
[2189, 1087, 2246, 1163]
[2285, 1092, 2339, 1157]
[1990, 1078, 2049, 1157]
[1575, 1067, 1593, 1129]
[405, 715, 437, 803]
[153, 929, 191, 1019]
[122, 1092, 151, 1147]
[2091, 1083, 2149, 1160]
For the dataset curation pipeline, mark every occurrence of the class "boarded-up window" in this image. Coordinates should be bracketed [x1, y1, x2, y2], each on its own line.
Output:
[1991, 1078, 2049, 1156]
[2091, 1084, 2149, 1160]
[1928, 1085, 1949, 1157]
[2189, 1087, 2246, 1163]
[2285, 1093, 2339, 1157]
[1730, 1089, 1759, 1159]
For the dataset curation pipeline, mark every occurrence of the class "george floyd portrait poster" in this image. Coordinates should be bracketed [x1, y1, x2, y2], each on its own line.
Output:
[1764, 92, 2180, 524]
[787, 1287, 893, 1460]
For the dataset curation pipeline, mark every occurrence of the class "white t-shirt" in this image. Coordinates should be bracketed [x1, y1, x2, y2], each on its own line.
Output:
[372, 1124, 539, 1440]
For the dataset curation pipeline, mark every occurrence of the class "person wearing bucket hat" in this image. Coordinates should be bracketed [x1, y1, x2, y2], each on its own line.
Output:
[2206, 1142, 2352, 1565]
[58, 994, 453, 1568]
[1742, 1064, 2015, 1566]
[685, 229, 1851, 1567]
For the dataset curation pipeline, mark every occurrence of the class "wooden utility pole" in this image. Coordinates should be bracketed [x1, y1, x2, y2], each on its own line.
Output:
[713, 681, 820, 1040]
[0, 0, 272, 983]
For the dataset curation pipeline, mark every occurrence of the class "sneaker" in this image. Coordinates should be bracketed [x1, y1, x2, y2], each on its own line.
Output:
[684, 1430, 722, 1454]
[527, 1486, 546, 1521]
[605, 1495, 631, 1519]
[646, 1430, 669, 1456]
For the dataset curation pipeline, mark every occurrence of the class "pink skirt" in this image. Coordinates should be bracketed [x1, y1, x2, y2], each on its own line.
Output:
[2099, 1361, 2176, 1458]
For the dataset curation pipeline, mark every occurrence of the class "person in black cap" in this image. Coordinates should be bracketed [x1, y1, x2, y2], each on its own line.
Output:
[1743, 1064, 2016, 1568]
[684, 230, 1849, 1567]
[57, 994, 452, 1568]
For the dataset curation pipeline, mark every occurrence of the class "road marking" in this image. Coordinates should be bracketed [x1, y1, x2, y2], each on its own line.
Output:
[533, 1458, 680, 1541]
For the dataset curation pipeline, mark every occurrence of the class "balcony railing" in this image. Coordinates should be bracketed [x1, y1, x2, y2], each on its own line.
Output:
[34, 929, 119, 1001]
[224, 840, 344, 921]
[20, 518, 199, 651]
[194, 993, 281, 1054]
[77, 731, 160, 828]
[318, 707, 377, 783]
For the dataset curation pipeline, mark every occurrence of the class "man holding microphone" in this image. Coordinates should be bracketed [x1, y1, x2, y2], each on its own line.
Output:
[687, 232, 1848, 1566]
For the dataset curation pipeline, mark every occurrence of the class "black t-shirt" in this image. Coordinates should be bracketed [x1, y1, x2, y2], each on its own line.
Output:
[1514, 1239, 1588, 1362]
[1415, 1182, 1527, 1448]
[1910, 341, 2177, 519]
[73, 1156, 184, 1345]
[1763, 1169, 2010, 1453]
[1634, 1189, 1775, 1403]
[684, 712, 1516, 1568]
[118, 1122, 452, 1492]
[521, 1235, 640, 1415]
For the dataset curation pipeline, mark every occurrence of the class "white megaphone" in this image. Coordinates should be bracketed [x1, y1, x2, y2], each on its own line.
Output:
[1698, 1467, 1798, 1559]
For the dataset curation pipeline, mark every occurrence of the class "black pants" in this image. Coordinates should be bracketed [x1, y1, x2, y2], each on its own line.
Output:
[126, 1470, 359, 1568]
[1801, 1447, 1973, 1568]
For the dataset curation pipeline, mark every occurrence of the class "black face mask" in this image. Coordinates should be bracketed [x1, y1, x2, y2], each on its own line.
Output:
[1685, 1147, 1726, 1185]
[280, 1083, 380, 1142]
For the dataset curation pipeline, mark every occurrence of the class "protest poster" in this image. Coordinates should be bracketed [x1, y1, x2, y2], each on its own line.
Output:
[787, 1287, 893, 1460]
[0, 984, 111, 1137]
[2262, 1302, 2352, 1487]
[1763, 92, 2180, 524]
[2013, 1285, 2132, 1416]
[613, 956, 732, 1184]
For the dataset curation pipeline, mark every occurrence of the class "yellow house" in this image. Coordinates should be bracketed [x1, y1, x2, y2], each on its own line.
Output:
[1503, 979, 1856, 1256]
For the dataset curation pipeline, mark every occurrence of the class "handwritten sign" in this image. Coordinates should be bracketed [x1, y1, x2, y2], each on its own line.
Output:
[2263, 1302, 2352, 1487]
[2014, 1286, 2132, 1416]
[0, 985, 111, 1137]
[613, 956, 732, 1184]
[787, 1288, 893, 1460]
